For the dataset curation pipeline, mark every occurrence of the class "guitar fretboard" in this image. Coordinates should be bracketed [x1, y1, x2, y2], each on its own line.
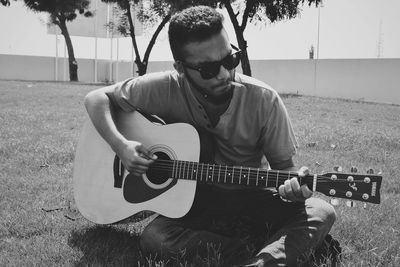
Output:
[152, 159, 316, 189]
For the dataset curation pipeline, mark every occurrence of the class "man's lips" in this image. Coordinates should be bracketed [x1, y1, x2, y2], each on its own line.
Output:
[213, 82, 232, 93]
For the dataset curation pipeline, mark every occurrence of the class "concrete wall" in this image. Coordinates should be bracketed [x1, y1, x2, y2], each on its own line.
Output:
[1, 54, 399, 105]
[251, 58, 400, 105]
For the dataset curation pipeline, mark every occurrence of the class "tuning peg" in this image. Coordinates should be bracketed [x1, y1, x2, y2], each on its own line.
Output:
[330, 198, 339, 206]
[333, 165, 343, 172]
[350, 166, 358, 173]
[366, 168, 374, 174]
[346, 201, 355, 207]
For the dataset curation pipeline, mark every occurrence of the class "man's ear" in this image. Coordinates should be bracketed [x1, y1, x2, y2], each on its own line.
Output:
[173, 61, 184, 74]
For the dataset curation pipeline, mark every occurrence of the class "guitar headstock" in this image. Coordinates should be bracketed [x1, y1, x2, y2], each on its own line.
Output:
[316, 168, 382, 205]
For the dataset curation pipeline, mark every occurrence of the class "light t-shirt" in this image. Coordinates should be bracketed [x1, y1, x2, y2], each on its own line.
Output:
[112, 70, 298, 169]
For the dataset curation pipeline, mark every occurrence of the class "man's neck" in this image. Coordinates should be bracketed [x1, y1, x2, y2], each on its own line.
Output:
[192, 84, 233, 127]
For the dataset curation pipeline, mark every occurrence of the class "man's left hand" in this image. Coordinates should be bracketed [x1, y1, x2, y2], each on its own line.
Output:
[278, 166, 313, 202]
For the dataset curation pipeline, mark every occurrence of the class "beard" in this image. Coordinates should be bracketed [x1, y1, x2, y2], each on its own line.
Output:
[184, 69, 235, 104]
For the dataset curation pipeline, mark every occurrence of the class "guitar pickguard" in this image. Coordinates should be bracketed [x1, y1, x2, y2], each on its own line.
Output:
[123, 173, 177, 203]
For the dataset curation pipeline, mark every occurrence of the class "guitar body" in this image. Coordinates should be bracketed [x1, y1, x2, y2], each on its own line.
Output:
[73, 111, 200, 224]
[74, 111, 383, 225]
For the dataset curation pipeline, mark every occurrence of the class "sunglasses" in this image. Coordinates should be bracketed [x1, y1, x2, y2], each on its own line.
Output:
[179, 45, 242, 80]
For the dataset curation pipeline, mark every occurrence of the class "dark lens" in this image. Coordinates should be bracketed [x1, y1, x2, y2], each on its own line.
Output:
[222, 51, 241, 70]
[200, 62, 221, 80]
[198, 51, 241, 80]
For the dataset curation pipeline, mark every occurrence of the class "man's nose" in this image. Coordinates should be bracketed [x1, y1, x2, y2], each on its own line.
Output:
[216, 65, 230, 80]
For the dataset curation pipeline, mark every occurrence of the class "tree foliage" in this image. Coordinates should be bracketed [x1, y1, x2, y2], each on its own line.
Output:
[1, 0, 10, 6]
[23, 0, 93, 81]
[219, 0, 322, 76]
[102, 0, 216, 76]
[105, 0, 321, 77]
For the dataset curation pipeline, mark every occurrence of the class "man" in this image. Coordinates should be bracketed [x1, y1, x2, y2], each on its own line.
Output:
[84, 5, 336, 266]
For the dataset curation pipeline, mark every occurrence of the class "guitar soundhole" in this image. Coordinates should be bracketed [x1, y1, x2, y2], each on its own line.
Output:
[146, 152, 171, 185]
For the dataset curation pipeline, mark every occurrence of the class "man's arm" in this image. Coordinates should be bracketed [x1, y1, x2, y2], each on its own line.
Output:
[84, 86, 156, 176]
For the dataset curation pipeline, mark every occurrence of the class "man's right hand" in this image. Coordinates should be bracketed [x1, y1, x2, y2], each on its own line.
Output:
[118, 140, 157, 176]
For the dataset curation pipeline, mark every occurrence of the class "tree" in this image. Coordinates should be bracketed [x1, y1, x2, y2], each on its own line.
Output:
[1, 0, 10, 6]
[102, 0, 216, 76]
[219, 0, 322, 76]
[102, 0, 170, 76]
[23, 0, 93, 81]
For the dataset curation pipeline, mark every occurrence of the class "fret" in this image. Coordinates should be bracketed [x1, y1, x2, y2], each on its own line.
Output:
[180, 161, 184, 179]
[276, 170, 279, 187]
[256, 168, 259, 186]
[211, 164, 215, 182]
[224, 166, 227, 183]
[200, 163, 204, 182]
[186, 161, 190, 180]
[196, 162, 199, 181]
[217, 165, 221, 183]
[190, 161, 193, 180]
[185, 161, 190, 179]
[239, 166, 243, 184]
[175, 160, 179, 179]
[206, 163, 209, 182]
[247, 167, 250, 185]
[232, 167, 235, 184]
[174, 161, 177, 179]
[183, 161, 187, 179]
[177, 161, 181, 179]
[172, 160, 176, 178]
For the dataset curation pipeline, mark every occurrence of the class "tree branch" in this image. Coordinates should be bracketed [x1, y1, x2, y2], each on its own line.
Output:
[125, 0, 141, 64]
[223, 0, 241, 33]
[143, 13, 171, 66]
[241, 0, 254, 33]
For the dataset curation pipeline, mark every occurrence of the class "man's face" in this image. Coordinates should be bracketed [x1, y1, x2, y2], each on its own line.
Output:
[179, 29, 235, 98]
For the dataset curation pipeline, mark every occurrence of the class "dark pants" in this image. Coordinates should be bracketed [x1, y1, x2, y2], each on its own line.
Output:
[140, 184, 336, 266]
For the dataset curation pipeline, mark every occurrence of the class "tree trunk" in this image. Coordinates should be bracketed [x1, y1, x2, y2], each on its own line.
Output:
[125, 2, 171, 76]
[124, 1, 143, 76]
[140, 14, 171, 75]
[58, 17, 78, 81]
[223, 0, 252, 76]
[237, 35, 252, 76]
[136, 61, 147, 76]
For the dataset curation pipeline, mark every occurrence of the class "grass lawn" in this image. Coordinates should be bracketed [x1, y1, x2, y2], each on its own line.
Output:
[0, 80, 399, 266]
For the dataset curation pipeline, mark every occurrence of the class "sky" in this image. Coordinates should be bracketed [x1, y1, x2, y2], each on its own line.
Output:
[0, 0, 399, 61]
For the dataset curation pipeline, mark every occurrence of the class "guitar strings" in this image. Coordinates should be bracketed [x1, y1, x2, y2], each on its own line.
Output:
[144, 159, 368, 184]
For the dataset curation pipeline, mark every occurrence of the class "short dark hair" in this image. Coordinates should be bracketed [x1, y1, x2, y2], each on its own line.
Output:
[168, 6, 224, 61]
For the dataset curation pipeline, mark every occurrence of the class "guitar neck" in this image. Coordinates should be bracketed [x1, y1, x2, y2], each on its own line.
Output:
[153, 159, 316, 189]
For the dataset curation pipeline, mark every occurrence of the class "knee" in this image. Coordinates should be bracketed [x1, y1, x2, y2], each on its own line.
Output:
[139, 222, 165, 255]
[306, 198, 337, 229]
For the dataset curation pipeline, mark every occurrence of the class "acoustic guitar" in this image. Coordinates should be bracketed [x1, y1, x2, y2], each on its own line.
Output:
[73, 111, 382, 224]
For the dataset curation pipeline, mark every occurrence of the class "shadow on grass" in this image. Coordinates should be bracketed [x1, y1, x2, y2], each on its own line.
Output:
[68, 225, 143, 266]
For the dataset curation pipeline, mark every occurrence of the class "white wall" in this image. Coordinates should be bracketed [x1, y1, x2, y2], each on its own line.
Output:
[0, 54, 399, 105]
[251, 59, 400, 105]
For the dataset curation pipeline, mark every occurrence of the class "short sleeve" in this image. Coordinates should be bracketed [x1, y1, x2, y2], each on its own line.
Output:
[260, 92, 298, 166]
[112, 72, 171, 117]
